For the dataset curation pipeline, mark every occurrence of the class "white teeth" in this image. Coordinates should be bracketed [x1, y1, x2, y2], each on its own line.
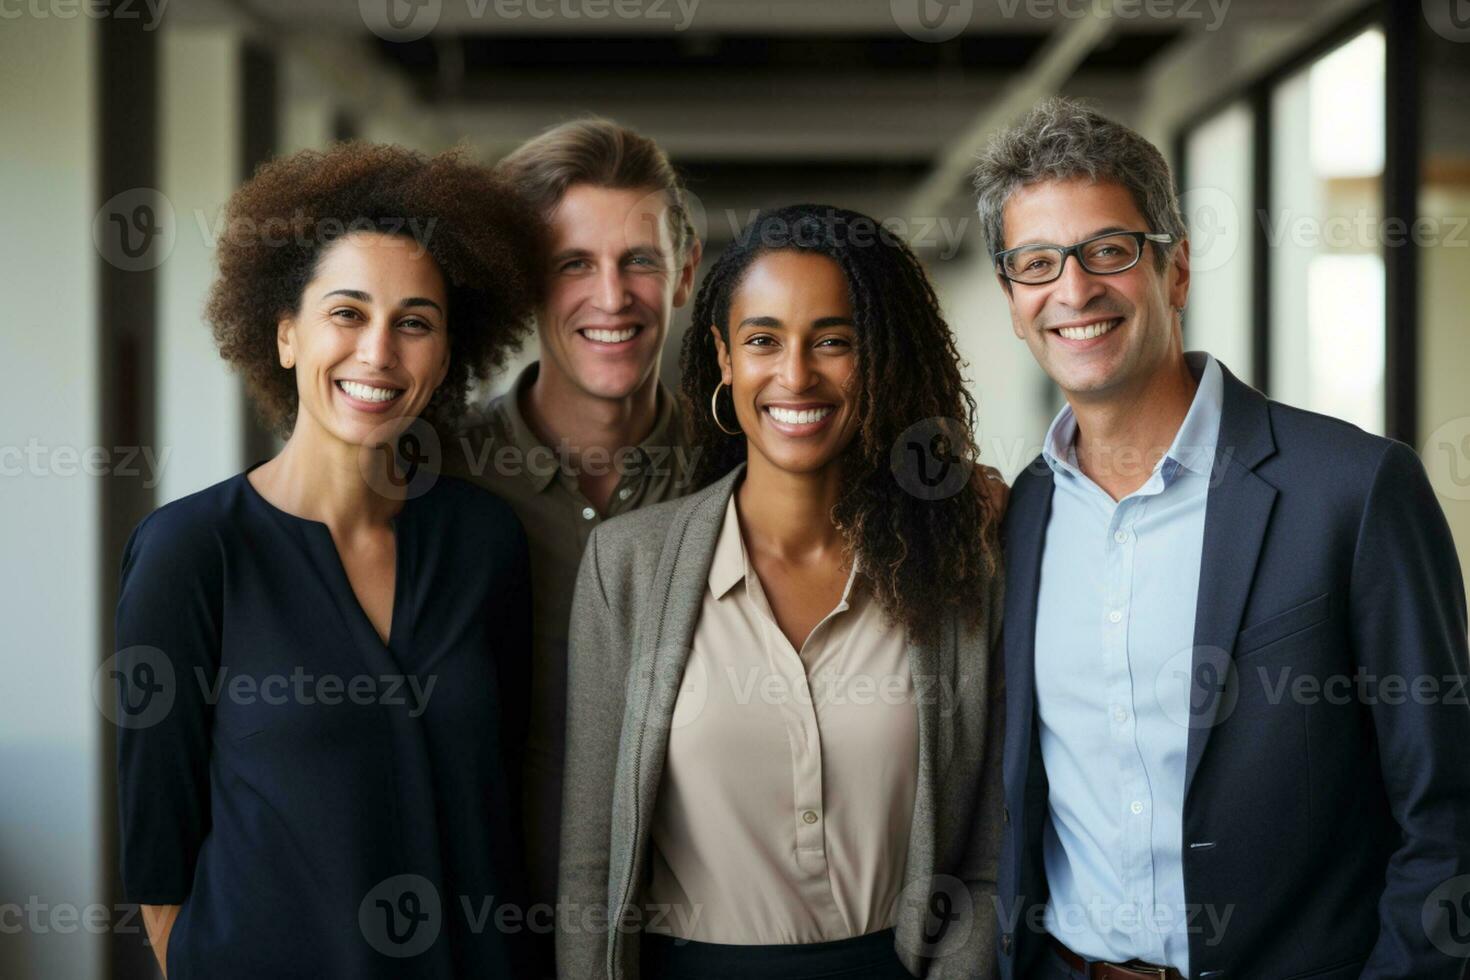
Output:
[337, 380, 402, 403]
[1057, 319, 1120, 341]
[583, 326, 637, 343]
[767, 406, 834, 425]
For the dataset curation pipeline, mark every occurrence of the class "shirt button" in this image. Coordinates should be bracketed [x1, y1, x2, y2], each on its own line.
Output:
[1108, 609, 1123, 624]
[802, 809, 819, 824]
[1131, 800, 1144, 815]
[618, 487, 633, 501]
[1114, 529, 1128, 543]
[1113, 707, 1128, 724]
[581, 506, 596, 520]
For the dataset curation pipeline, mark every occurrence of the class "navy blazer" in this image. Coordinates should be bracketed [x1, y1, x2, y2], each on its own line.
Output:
[997, 359, 1470, 980]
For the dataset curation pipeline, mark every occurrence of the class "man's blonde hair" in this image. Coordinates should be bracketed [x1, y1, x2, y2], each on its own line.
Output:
[497, 117, 696, 257]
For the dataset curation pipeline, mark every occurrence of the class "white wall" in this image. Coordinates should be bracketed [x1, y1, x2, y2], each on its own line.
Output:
[1180, 102, 1254, 383]
[157, 25, 246, 504]
[0, 13, 104, 980]
[931, 254, 1057, 483]
[1417, 187, 1470, 594]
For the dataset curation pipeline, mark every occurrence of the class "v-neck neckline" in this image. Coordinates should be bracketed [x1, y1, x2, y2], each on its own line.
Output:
[241, 464, 410, 652]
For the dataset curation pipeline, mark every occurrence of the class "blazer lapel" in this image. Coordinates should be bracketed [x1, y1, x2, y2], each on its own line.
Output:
[904, 635, 943, 904]
[1003, 460, 1053, 808]
[1184, 365, 1278, 798]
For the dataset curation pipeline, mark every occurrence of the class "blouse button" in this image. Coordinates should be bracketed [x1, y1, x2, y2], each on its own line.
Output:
[581, 506, 596, 520]
[618, 487, 633, 501]
[802, 809, 819, 824]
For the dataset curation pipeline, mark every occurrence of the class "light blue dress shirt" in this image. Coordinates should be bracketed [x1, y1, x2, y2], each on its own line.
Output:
[1035, 351, 1224, 973]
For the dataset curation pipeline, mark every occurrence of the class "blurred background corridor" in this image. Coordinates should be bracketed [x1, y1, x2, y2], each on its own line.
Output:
[2, 0, 1468, 976]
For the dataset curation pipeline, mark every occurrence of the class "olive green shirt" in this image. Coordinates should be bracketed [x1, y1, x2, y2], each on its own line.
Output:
[446, 362, 697, 916]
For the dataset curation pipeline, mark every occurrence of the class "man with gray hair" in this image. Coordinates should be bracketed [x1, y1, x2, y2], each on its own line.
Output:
[977, 97, 1470, 979]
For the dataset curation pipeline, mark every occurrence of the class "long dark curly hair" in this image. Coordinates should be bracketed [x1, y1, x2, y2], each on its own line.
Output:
[206, 141, 544, 438]
[680, 204, 1000, 644]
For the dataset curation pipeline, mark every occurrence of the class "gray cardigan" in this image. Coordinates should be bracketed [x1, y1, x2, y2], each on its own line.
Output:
[557, 464, 1005, 979]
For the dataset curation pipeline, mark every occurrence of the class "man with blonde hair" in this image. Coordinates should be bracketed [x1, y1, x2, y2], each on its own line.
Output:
[452, 118, 703, 974]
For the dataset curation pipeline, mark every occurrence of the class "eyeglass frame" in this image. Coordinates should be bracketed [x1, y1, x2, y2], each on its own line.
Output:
[993, 230, 1176, 285]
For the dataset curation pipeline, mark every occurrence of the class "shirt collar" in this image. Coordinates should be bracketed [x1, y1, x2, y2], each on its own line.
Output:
[489, 362, 559, 493]
[490, 361, 686, 495]
[639, 375, 684, 464]
[1168, 351, 1224, 476]
[1041, 350, 1224, 481]
[707, 491, 862, 610]
[708, 491, 748, 599]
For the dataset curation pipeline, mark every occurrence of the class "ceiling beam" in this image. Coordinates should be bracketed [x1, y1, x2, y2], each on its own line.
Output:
[904, 6, 1117, 221]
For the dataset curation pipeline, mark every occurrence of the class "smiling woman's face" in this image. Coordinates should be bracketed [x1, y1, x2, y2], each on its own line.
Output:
[277, 231, 451, 449]
[712, 249, 862, 477]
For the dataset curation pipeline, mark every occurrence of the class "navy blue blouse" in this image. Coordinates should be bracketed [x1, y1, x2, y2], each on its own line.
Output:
[114, 468, 533, 979]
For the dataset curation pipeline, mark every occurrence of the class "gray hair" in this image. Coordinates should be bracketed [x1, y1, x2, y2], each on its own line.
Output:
[971, 97, 1186, 271]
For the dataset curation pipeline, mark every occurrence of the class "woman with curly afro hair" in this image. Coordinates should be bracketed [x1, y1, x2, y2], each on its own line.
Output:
[558, 204, 1008, 980]
[114, 142, 545, 979]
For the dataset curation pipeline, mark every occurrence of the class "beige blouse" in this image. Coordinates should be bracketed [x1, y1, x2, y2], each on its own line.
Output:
[643, 493, 919, 945]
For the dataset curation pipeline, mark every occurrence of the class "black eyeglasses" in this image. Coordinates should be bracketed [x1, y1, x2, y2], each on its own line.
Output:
[994, 231, 1175, 285]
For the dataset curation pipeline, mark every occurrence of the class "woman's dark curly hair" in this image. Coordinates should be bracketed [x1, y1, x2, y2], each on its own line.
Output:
[680, 204, 1000, 645]
[206, 141, 545, 437]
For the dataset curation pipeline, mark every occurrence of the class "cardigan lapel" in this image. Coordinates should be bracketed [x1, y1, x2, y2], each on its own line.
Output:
[628, 466, 738, 830]
[605, 466, 742, 976]
[896, 622, 950, 939]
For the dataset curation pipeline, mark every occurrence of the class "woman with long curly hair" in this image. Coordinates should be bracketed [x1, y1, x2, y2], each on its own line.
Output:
[113, 142, 543, 978]
[558, 204, 1007, 980]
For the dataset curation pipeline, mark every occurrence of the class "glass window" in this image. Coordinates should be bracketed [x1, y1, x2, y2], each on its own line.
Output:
[1181, 102, 1254, 383]
[1268, 28, 1386, 434]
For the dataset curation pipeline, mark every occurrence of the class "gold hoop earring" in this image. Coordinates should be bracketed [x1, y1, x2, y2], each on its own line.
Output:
[710, 382, 740, 437]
